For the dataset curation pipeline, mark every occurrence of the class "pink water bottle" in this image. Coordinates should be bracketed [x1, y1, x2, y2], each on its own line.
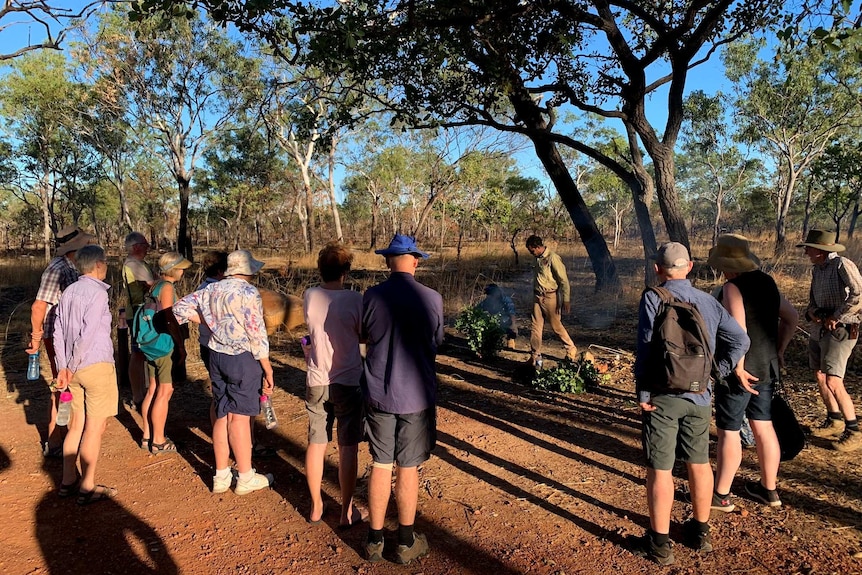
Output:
[56, 391, 73, 426]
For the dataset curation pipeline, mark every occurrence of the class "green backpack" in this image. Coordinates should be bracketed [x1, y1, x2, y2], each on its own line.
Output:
[132, 281, 174, 361]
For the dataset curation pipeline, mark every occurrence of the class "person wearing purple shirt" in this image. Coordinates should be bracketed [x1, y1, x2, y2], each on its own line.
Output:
[53, 245, 119, 505]
[361, 234, 443, 565]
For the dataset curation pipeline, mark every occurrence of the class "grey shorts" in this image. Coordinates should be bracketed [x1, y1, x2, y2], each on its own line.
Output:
[808, 326, 858, 378]
[641, 395, 711, 470]
[306, 383, 364, 446]
[715, 376, 774, 431]
[365, 405, 436, 467]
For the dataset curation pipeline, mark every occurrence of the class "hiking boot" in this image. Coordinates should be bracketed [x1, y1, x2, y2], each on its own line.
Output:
[234, 470, 274, 495]
[811, 417, 845, 438]
[744, 480, 782, 507]
[711, 492, 735, 513]
[364, 539, 384, 563]
[683, 520, 713, 554]
[626, 533, 674, 565]
[395, 532, 429, 565]
[832, 429, 862, 452]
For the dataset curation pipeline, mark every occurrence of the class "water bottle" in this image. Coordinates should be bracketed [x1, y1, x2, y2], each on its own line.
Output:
[260, 395, 278, 429]
[300, 335, 311, 363]
[27, 352, 40, 381]
[535, 354, 543, 370]
[56, 391, 73, 426]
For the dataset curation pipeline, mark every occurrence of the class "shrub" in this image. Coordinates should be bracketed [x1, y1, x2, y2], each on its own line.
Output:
[529, 358, 608, 394]
[455, 306, 506, 358]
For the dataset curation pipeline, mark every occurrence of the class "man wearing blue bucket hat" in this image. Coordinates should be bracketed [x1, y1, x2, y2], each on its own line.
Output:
[361, 234, 444, 565]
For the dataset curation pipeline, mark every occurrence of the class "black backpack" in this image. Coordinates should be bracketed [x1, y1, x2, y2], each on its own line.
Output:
[645, 286, 715, 394]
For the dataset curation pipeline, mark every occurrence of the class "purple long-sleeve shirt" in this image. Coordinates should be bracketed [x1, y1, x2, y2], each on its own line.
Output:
[53, 275, 115, 373]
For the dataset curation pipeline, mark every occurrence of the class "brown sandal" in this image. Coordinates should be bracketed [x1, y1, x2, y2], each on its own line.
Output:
[77, 485, 117, 506]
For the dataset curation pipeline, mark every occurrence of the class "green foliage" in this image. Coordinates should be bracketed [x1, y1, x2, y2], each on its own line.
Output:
[528, 359, 606, 394]
[454, 306, 505, 358]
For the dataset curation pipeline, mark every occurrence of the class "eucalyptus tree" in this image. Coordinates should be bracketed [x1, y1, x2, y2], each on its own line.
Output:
[726, 39, 862, 254]
[810, 142, 862, 238]
[81, 8, 257, 257]
[0, 50, 99, 258]
[0, 0, 104, 61]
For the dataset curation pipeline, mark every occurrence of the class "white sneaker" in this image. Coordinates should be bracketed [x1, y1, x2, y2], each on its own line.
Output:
[212, 471, 234, 494]
[234, 470, 274, 495]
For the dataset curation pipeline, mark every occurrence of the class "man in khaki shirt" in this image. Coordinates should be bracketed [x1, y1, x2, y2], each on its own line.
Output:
[525, 235, 578, 364]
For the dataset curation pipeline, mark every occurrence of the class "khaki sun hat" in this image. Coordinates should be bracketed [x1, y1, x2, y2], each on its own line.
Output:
[795, 229, 845, 253]
[707, 234, 761, 274]
[159, 251, 192, 273]
[55, 226, 97, 257]
[225, 250, 264, 276]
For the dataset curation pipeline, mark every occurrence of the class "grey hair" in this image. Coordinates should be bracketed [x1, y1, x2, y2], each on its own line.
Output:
[124, 232, 147, 252]
[77, 245, 105, 274]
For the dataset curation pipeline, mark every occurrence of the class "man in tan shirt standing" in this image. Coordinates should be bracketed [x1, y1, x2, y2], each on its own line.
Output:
[525, 235, 578, 364]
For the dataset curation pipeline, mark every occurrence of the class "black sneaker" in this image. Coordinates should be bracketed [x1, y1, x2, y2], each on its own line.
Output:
[626, 533, 675, 565]
[683, 520, 713, 553]
[711, 492, 735, 512]
[744, 480, 781, 507]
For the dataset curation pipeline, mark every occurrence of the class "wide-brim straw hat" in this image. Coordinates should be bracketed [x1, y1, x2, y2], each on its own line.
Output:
[55, 226, 97, 257]
[225, 250, 264, 276]
[707, 234, 761, 274]
[796, 229, 845, 252]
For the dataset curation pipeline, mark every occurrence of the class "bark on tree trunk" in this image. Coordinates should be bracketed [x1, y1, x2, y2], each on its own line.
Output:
[651, 147, 689, 249]
[177, 178, 193, 261]
[327, 139, 344, 243]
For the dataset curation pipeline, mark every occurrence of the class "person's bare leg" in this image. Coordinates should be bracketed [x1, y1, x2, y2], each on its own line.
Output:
[395, 465, 419, 527]
[339, 444, 360, 525]
[306, 442, 328, 522]
[62, 408, 84, 486]
[816, 370, 840, 413]
[140, 375, 157, 441]
[714, 429, 742, 495]
[150, 382, 174, 445]
[750, 420, 780, 490]
[228, 413, 253, 474]
[826, 375, 858, 421]
[212, 415, 230, 470]
[687, 462, 714, 523]
[646, 468, 674, 534]
[78, 416, 108, 493]
[46, 390, 63, 450]
[368, 465, 393, 530]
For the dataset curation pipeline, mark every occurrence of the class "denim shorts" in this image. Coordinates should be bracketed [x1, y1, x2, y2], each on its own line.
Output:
[715, 376, 774, 431]
[366, 405, 436, 467]
[642, 395, 711, 470]
[306, 383, 364, 446]
[209, 350, 262, 419]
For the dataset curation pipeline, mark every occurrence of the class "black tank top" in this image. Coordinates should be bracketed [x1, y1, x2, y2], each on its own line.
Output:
[725, 270, 780, 382]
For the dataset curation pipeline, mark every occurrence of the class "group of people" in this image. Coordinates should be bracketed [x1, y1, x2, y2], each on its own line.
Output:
[25, 223, 862, 566]
[629, 229, 862, 565]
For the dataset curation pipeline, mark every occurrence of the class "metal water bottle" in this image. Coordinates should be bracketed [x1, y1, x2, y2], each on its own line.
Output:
[535, 354, 543, 370]
[27, 352, 40, 381]
[260, 395, 278, 430]
[56, 391, 73, 426]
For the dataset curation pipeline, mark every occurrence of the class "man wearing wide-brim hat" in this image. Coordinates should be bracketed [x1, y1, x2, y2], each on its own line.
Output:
[707, 234, 798, 509]
[27, 225, 97, 458]
[797, 229, 862, 452]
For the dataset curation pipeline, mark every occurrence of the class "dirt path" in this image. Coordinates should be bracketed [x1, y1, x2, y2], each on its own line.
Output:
[1, 326, 862, 575]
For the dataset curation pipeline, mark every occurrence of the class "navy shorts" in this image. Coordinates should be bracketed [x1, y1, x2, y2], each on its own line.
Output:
[365, 405, 436, 467]
[715, 376, 774, 431]
[208, 350, 262, 419]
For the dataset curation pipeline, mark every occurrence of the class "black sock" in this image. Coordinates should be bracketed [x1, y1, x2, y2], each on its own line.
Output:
[649, 530, 669, 546]
[368, 528, 384, 544]
[690, 519, 710, 534]
[715, 491, 729, 499]
[828, 411, 843, 420]
[398, 524, 415, 547]
[846, 419, 859, 431]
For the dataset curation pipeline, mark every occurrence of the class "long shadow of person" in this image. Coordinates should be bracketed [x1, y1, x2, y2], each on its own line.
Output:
[35, 455, 179, 575]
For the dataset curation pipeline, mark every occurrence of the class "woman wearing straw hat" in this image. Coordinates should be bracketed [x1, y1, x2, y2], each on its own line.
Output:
[797, 229, 862, 452]
[708, 234, 798, 508]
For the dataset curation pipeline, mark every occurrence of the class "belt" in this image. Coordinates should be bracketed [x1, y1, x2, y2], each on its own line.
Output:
[536, 289, 557, 296]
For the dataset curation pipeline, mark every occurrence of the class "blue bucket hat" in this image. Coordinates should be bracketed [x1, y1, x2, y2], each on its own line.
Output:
[374, 234, 430, 259]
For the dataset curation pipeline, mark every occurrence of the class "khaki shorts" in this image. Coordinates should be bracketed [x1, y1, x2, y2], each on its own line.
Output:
[146, 354, 173, 384]
[306, 383, 364, 446]
[69, 362, 119, 419]
[641, 395, 710, 470]
[808, 326, 858, 378]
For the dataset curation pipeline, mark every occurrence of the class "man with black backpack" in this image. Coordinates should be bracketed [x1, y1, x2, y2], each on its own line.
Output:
[627, 242, 749, 565]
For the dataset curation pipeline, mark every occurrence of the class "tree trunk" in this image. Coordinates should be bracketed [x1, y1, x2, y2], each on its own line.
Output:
[651, 146, 689, 249]
[177, 177, 193, 260]
[327, 138, 344, 242]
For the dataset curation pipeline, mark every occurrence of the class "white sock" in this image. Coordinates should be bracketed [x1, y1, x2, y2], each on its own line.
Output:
[215, 468, 231, 480]
[238, 469, 255, 483]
